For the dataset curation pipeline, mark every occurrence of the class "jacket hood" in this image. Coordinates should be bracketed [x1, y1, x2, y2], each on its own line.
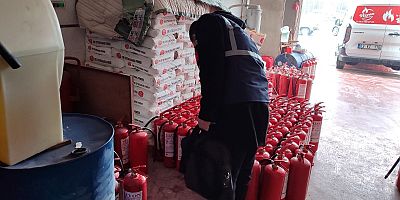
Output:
[214, 11, 246, 29]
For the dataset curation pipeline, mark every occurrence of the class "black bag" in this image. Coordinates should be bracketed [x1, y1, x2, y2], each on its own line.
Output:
[180, 126, 234, 199]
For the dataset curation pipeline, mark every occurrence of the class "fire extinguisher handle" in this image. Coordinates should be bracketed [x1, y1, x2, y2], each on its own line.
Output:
[385, 156, 400, 179]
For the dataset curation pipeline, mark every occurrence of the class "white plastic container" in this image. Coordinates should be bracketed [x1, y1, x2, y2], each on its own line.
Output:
[0, 0, 64, 165]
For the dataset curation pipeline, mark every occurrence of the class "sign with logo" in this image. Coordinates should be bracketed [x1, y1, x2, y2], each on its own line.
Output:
[353, 6, 400, 25]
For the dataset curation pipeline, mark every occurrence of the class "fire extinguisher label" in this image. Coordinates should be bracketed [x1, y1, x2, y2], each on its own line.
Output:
[281, 172, 289, 199]
[306, 124, 313, 144]
[177, 135, 186, 161]
[297, 84, 307, 98]
[311, 121, 322, 142]
[121, 137, 129, 164]
[165, 132, 174, 157]
[124, 191, 143, 200]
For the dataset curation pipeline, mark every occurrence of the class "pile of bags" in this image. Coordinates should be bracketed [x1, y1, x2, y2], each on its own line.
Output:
[84, 12, 201, 127]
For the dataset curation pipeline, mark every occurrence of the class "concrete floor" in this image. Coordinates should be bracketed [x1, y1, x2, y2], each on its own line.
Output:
[147, 30, 400, 199]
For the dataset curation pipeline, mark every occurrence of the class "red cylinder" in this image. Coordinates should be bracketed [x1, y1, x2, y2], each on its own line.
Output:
[114, 122, 130, 167]
[162, 121, 178, 168]
[288, 76, 294, 98]
[296, 76, 307, 101]
[279, 73, 290, 97]
[256, 147, 271, 162]
[153, 116, 168, 161]
[397, 169, 400, 192]
[286, 154, 312, 200]
[176, 124, 191, 170]
[245, 160, 262, 200]
[310, 110, 323, 153]
[295, 147, 314, 166]
[185, 118, 198, 128]
[129, 128, 148, 174]
[123, 170, 148, 200]
[305, 77, 313, 100]
[259, 162, 288, 200]
[274, 154, 290, 171]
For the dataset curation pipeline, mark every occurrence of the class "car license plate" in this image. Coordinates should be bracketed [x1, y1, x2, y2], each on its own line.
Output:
[358, 43, 381, 50]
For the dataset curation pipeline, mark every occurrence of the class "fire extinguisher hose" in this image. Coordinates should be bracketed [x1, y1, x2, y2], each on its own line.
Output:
[114, 151, 125, 172]
[144, 116, 159, 128]
[385, 156, 400, 179]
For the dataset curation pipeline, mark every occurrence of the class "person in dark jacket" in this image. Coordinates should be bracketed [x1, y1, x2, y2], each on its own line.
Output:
[189, 10, 269, 200]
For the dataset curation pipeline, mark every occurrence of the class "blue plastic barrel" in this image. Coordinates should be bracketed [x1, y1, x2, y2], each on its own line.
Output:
[0, 114, 115, 200]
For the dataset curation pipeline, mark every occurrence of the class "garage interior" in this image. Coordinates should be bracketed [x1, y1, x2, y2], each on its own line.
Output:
[0, 0, 399, 200]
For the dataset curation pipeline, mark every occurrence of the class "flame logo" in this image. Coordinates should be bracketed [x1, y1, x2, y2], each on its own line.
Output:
[360, 7, 375, 21]
[383, 9, 395, 22]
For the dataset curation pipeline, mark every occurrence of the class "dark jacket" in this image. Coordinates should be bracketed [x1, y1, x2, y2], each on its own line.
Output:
[190, 12, 269, 123]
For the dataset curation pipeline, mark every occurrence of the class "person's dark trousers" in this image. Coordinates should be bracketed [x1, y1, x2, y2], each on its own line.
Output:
[212, 102, 269, 200]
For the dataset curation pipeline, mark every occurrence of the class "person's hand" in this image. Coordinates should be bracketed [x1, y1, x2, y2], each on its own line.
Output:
[197, 118, 211, 131]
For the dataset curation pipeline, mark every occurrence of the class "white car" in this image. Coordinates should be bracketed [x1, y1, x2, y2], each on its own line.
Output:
[336, 3, 400, 70]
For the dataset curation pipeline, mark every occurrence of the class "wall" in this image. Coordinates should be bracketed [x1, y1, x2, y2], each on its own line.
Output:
[250, 0, 286, 57]
[54, 0, 86, 64]
[220, 0, 243, 17]
[283, 0, 302, 40]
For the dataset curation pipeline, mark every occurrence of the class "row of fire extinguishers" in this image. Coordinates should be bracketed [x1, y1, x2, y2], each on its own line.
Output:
[245, 97, 324, 200]
[113, 123, 155, 200]
[150, 95, 201, 169]
[268, 58, 317, 100]
[113, 96, 201, 200]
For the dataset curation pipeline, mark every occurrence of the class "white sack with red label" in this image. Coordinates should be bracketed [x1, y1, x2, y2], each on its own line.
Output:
[141, 35, 177, 49]
[86, 36, 122, 49]
[121, 41, 183, 58]
[147, 25, 185, 38]
[86, 51, 124, 68]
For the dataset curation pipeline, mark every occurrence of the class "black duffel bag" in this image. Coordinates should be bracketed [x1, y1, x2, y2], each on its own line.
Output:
[180, 126, 234, 199]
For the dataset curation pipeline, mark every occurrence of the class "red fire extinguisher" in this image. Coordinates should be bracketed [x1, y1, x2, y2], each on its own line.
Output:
[259, 160, 289, 200]
[305, 75, 313, 100]
[153, 115, 169, 162]
[129, 126, 153, 174]
[161, 120, 179, 168]
[295, 145, 315, 166]
[256, 147, 271, 162]
[286, 153, 312, 200]
[114, 122, 130, 167]
[279, 72, 290, 97]
[245, 160, 262, 200]
[123, 168, 148, 200]
[295, 75, 307, 101]
[287, 75, 296, 98]
[301, 61, 310, 75]
[176, 123, 191, 170]
[310, 103, 324, 153]
[274, 154, 290, 171]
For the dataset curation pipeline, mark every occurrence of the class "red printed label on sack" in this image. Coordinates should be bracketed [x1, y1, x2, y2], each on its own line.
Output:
[124, 191, 143, 200]
[165, 132, 174, 157]
[281, 172, 289, 199]
[121, 137, 129, 164]
[177, 135, 186, 161]
[297, 84, 307, 98]
[138, 91, 144, 97]
[310, 121, 322, 142]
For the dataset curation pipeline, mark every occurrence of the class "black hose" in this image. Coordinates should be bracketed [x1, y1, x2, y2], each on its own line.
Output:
[114, 151, 125, 173]
[144, 116, 159, 128]
[385, 156, 400, 179]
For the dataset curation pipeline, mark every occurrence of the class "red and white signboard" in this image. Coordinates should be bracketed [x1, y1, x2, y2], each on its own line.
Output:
[353, 6, 400, 25]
